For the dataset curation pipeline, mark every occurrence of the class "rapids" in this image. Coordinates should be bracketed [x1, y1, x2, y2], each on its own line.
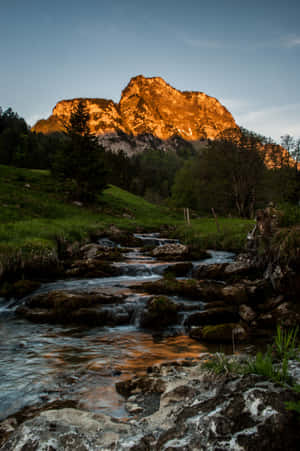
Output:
[0, 234, 234, 420]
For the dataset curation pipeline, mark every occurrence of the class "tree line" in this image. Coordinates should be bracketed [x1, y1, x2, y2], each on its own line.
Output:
[0, 103, 299, 215]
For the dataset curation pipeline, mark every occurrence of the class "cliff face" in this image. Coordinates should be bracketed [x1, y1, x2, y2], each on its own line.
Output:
[32, 75, 237, 142]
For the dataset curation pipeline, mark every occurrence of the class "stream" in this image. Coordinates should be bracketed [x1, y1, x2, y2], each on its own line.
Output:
[0, 234, 234, 421]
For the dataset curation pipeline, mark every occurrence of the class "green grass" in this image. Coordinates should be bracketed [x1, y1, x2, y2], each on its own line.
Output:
[173, 216, 254, 251]
[204, 326, 299, 386]
[0, 164, 253, 264]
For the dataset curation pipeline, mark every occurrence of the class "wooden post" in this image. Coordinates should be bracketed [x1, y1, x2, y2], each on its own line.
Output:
[186, 208, 190, 225]
[211, 208, 220, 233]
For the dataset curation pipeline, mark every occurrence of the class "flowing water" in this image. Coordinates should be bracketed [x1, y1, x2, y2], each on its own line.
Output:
[0, 234, 234, 420]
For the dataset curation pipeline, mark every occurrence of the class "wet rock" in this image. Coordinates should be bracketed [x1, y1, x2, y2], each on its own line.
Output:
[239, 304, 257, 323]
[0, 280, 40, 299]
[151, 243, 189, 260]
[244, 279, 273, 305]
[254, 302, 300, 329]
[190, 323, 248, 342]
[0, 400, 78, 447]
[257, 295, 285, 312]
[16, 289, 127, 325]
[116, 374, 166, 398]
[2, 360, 300, 450]
[140, 278, 249, 306]
[193, 260, 260, 282]
[0, 418, 17, 447]
[221, 283, 248, 305]
[65, 259, 120, 278]
[106, 226, 142, 247]
[186, 306, 239, 327]
[1, 408, 133, 451]
[152, 243, 210, 261]
[193, 262, 227, 280]
[140, 278, 222, 301]
[79, 243, 123, 261]
[163, 262, 193, 277]
[140, 296, 178, 329]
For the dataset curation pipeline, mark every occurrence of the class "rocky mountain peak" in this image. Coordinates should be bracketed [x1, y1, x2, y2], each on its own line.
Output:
[32, 75, 238, 150]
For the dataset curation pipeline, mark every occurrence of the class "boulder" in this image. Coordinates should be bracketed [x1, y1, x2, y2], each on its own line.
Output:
[140, 278, 249, 305]
[221, 283, 248, 304]
[193, 263, 227, 280]
[139, 296, 178, 329]
[254, 302, 300, 329]
[152, 243, 210, 261]
[193, 260, 259, 281]
[16, 289, 127, 325]
[239, 304, 257, 323]
[151, 243, 189, 260]
[79, 243, 123, 261]
[186, 306, 239, 327]
[163, 262, 193, 277]
[0, 280, 40, 299]
[1, 408, 133, 451]
[190, 323, 248, 342]
[65, 259, 120, 278]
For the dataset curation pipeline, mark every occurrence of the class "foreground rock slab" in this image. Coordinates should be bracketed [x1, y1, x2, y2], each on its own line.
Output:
[2, 358, 299, 450]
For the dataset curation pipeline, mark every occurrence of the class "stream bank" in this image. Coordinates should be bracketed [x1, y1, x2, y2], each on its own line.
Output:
[0, 223, 299, 449]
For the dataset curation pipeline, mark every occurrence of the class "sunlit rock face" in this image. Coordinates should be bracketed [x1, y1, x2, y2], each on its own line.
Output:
[32, 75, 237, 144]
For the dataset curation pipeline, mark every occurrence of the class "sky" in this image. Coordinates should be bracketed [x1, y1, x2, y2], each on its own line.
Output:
[1, 0, 300, 143]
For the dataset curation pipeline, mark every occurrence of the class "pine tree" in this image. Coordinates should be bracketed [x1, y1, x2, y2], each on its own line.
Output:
[52, 100, 107, 202]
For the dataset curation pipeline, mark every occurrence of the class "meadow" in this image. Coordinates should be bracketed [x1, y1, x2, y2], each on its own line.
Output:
[0, 165, 254, 260]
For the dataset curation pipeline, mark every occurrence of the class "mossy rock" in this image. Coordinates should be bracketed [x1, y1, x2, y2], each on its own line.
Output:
[190, 323, 247, 343]
[163, 262, 193, 277]
[187, 247, 211, 260]
[0, 280, 40, 299]
[140, 296, 178, 329]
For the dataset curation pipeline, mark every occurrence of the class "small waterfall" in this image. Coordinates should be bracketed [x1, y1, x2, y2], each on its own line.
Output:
[0, 297, 19, 314]
[134, 233, 179, 247]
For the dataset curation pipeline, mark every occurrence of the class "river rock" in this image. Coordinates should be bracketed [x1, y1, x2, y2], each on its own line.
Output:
[253, 301, 300, 329]
[151, 243, 189, 260]
[0, 408, 133, 451]
[152, 243, 210, 261]
[79, 243, 123, 261]
[190, 322, 248, 342]
[2, 359, 300, 450]
[139, 296, 178, 329]
[239, 304, 257, 322]
[140, 278, 249, 305]
[65, 257, 121, 278]
[16, 289, 128, 325]
[193, 262, 227, 280]
[163, 262, 193, 277]
[193, 260, 259, 281]
[0, 280, 40, 299]
[186, 306, 239, 327]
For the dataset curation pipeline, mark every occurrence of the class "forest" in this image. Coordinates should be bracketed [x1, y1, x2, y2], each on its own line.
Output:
[1, 104, 299, 218]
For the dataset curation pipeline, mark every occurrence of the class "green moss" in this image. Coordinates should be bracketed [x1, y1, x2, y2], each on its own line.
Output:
[202, 323, 239, 342]
[149, 296, 178, 314]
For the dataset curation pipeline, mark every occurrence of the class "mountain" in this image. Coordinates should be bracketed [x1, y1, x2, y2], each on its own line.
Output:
[32, 75, 237, 154]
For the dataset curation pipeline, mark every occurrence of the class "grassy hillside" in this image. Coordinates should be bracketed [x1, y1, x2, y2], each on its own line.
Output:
[0, 165, 253, 261]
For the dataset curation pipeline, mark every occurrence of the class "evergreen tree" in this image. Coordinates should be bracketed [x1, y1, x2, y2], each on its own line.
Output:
[52, 100, 107, 202]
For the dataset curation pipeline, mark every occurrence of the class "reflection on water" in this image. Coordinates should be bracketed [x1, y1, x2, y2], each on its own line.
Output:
[0, 245, 236, 420]
[0, 317, 210, 420]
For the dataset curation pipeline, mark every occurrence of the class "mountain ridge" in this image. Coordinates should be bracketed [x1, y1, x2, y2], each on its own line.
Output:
[32, 75, 237, 145]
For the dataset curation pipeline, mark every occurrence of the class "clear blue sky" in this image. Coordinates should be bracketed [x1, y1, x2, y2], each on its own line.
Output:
[1, 0, 299, 142]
